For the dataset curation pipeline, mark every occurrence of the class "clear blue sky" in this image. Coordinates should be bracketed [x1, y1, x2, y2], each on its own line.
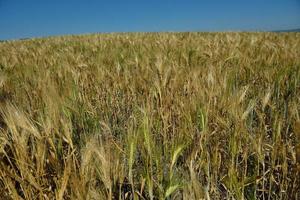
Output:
[0, 0, 300, 40]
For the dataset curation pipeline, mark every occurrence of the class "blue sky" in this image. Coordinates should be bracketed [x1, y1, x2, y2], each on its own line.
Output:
[0, 0, 300, 40]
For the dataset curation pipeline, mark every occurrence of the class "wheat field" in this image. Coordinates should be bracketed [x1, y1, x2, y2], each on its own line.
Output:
[0, 32, 300, 199]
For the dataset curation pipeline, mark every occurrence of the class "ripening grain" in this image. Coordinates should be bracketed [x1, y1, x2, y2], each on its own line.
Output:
[0, 32, 300, 199]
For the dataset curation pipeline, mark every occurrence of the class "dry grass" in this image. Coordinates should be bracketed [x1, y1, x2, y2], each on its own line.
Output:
[0, 32, 299, 199]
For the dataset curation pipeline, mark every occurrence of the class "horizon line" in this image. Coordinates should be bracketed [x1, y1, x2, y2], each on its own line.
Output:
[1, 28, 299, 42]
